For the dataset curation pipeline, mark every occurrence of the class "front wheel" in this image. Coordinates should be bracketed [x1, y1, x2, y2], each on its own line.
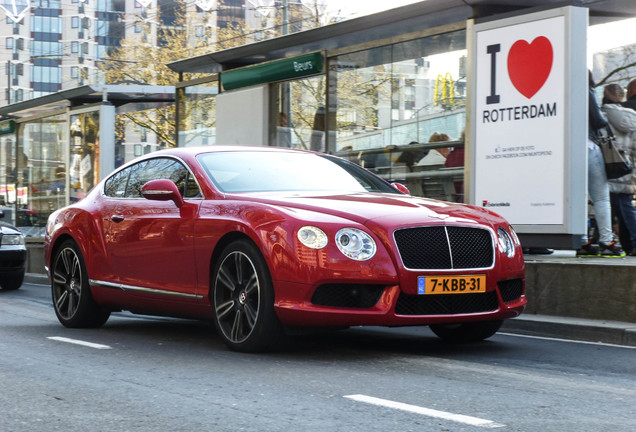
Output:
[430, 320, 503, 343]
[51, 240, 110, 328]
[211, 239, 284, 352]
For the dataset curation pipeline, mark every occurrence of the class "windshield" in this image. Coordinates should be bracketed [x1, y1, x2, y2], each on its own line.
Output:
[197, 151, 400, 194]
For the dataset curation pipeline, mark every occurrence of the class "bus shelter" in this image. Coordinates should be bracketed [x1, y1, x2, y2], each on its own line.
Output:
[168, 0, 636, 248]
[0, 85, 173, 238]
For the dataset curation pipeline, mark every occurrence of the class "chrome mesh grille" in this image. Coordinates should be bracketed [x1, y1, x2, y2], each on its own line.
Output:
[311, 284, 385, 309]
[395, 291, 499, 315]
[498, 279, 524, 303]
[394, 226, 494, 270]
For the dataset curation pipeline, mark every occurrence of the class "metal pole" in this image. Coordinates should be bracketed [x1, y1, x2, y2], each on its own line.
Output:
[280, 0, 291, 147]
[7, 60, 11, 105]
[282, 0, 289, 35]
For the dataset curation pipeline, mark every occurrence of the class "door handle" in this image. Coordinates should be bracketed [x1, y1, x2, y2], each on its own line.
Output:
[111, 214, 125, 223]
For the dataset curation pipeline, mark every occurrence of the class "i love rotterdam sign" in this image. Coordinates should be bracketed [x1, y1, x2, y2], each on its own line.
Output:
[470, 6, 588, 238]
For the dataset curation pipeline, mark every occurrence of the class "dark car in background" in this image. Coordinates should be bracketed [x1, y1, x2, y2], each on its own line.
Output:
[0, 210, 26, 291]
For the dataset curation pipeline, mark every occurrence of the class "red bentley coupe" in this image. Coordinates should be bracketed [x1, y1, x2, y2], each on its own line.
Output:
[44, 146, 525, 352]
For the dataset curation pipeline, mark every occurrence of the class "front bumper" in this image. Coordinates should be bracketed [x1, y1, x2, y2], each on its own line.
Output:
[0, 248, 27, 274]
[273, 277, 526, 327]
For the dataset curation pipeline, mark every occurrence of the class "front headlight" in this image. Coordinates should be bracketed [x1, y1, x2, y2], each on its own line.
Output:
[335, 228, 376, 261]
[1, 233, 25, 246]
[497, 227, 515, 258]
[509, 225, 521, 246]
[297, 226, 328, 249]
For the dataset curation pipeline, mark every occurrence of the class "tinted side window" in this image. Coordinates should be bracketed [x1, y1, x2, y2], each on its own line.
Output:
[167, 162, 195, 198]
[124, 160, 148, 198]
[184, 174, 202, 199]
[103, 169, 129, 197]
[125, 157, 202, 199]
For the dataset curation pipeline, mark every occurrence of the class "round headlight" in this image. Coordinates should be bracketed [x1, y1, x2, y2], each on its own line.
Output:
[335, 228, 376, 261]
[297, 226, 328, 249]
[1, 233, 25, 246]
[498, 227, 515, 258]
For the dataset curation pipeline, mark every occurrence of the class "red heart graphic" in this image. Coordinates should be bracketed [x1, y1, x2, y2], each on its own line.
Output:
[507, 36, 553, 99]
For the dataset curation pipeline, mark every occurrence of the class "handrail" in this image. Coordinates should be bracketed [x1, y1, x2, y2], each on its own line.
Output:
[376, 167, 464, 181]
[333, 139, 464, 159]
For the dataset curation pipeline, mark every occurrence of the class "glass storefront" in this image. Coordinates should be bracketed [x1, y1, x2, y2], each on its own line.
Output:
[273, 76, 326, 151]
[14, 114, 68, 237]
[0, 135, 17, 216]
[328, 30, 467, 201]
[177, 79, 219, 147]
[0, 108, 104, 238]
[69, 111, 100, 203]
[329, 31, 467, 152]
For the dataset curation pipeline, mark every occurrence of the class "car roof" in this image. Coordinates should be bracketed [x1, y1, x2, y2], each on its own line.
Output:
[149, 145, 312, 159]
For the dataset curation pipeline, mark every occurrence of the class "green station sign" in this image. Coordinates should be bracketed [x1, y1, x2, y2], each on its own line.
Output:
[0, 120, 16, 135]
[221, 52, 324, 91]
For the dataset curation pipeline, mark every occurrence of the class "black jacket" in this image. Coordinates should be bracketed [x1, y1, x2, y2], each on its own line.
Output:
[589, 87, 608, 142]
[622, 95, 636, 111]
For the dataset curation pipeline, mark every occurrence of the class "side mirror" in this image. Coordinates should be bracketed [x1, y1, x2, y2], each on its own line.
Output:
[391, 182, 410, 195]
[141, 179, 185, 208]
[0, 210, 4, 219]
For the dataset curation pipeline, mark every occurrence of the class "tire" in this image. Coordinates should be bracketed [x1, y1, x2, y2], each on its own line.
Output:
[211, 239, 284, 352]
[430, 320, 503, 343]
[0, 270, 24, 290]
[51, 240, 110, 328]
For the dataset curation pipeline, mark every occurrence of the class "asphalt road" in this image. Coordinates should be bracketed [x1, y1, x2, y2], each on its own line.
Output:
[1, 283, 634, 432]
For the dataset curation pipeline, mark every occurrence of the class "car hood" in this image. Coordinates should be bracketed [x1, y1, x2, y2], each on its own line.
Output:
[226, 191, 505, 228]
[0, 221, 23, 235]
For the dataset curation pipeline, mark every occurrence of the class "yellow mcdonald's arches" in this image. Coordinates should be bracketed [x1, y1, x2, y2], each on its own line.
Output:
[434, 73, 455, 106]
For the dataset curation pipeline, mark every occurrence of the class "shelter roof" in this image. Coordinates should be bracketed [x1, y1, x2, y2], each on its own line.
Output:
[0, 85, 175, 119]
[167, 0, 636, 75]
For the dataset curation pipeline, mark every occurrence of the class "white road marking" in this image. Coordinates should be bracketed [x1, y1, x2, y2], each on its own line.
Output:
[498, 332, 636, 349]
[344, 394, 506, 429]
[47, 336, 112, 350]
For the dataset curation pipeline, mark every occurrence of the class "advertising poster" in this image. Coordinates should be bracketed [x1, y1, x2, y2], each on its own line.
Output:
[473, 15, 566, 225]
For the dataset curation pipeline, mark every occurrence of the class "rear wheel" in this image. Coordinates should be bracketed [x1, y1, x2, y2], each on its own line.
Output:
[51, 240, 110, 328]
[212, 239, 284, 352]
[430, 320, 503, 343]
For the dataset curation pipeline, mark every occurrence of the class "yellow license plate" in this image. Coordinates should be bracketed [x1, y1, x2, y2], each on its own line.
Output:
[417, 275, 486, 295]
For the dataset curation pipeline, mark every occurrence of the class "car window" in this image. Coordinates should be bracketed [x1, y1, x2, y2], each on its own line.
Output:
[103, 169, 129, 198]
[125, 157, 202, 199]
[197, 151, 399, 194]
[183, 174, 202, 199]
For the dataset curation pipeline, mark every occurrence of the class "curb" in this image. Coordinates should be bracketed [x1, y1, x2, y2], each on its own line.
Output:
[501, 314, 636, 347]
[24, 273, 49, 286]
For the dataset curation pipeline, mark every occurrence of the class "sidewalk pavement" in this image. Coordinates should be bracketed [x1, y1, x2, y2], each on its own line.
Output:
[24, 270, 636, 348]
[509, 249, 636, 347]
[501, 314, 636, 347]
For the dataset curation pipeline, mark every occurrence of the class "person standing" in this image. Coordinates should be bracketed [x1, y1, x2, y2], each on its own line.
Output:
[577, 73, 625, 257]
[622, 78, 636, 111]
[416, 132, 451, 166]
[603, 83, 636, 256]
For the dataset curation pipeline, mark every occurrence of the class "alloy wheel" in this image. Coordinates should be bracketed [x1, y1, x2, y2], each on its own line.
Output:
[52, 246, 83, 320]
[214, 250, 261, 344]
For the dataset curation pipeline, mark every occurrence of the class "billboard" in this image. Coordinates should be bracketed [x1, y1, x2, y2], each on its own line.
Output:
[469, 7, 588, 246]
